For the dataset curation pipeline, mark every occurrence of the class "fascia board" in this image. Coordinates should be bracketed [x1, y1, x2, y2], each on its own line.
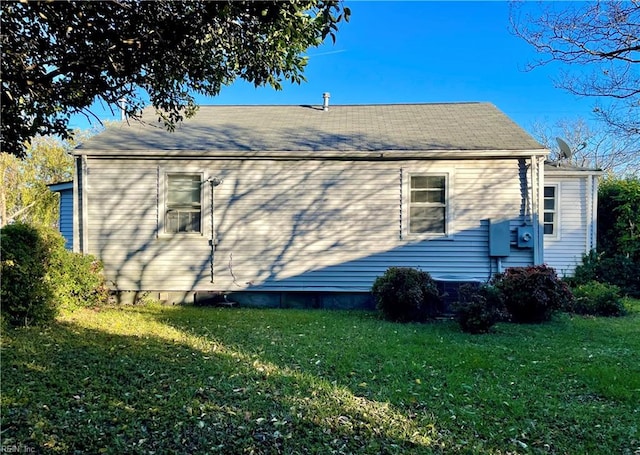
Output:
[73, 148, 550, 160]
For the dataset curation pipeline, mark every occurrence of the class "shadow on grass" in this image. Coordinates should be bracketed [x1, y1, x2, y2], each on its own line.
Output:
[4, 305, 639, 454]
[1, 312, 441, 454]
[154, 305, 640, 452]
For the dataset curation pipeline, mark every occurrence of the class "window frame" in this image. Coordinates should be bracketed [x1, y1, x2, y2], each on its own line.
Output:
[158, 171, 205, 237]
[404, 171, 452, 239]
[543, 184, 559, 238]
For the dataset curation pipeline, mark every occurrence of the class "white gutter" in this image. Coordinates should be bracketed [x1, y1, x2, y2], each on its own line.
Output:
[544, 169, 604, 177]
[73, 148, 550, 160]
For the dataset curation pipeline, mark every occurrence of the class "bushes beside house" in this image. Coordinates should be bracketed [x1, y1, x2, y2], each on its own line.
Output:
[450, 265, 630, 332]
[597, 177, 640, 264]
[50, 248, 110, 311]
[371, 267, 440, 322]
[566, 281, 626, 317]
[1, 223, 58, 326]
[450, 265, 573, 333]
[572, 251, 640, 298]
[1, 223, 108, 327]
[451, 283, 506, 334]
[491, 265, 573, 324]
[372, 265, 573, 328]
[575, 176, 640, 298]
[372, 264, 629, 333]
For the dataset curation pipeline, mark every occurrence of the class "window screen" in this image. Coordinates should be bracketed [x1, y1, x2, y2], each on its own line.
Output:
[543, 185, 557, 235]
[166, 174, 202, 233]
[409, 175, 446, 234]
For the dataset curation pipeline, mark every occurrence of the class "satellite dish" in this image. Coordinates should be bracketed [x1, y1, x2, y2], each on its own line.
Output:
[556, 137, 573, 160]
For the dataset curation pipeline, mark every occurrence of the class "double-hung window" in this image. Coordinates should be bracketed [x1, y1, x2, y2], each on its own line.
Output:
[543, 185, 557, 236]
[409, 174, 447, 235]
[165, 174, 202, 234]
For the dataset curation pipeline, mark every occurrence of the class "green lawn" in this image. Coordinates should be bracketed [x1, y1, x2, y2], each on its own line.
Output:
[2, 302, 639, 454]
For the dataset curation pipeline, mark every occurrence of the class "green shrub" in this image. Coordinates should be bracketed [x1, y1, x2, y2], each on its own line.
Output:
[452, 283, 506, 334]
[492, 265, 573, 323]
[372, 267, 440, 322]
[598, 177, 640, 262]
[1, 223, 58, 326]
[569, 281, 626, 317]
[572, 251, 640, 298]
[571, 250, 600, 286]
[0, 223, 109, 327]
[50, 249, 109, 310]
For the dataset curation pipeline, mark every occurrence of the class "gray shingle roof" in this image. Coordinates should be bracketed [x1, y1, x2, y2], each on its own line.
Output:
[545, 162, 603, 173]
[76, 102, 545, 154]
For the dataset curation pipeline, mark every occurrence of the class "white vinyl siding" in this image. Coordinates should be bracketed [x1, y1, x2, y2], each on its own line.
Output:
[544, 175, 597, 276]
[82, 158, 534, 292]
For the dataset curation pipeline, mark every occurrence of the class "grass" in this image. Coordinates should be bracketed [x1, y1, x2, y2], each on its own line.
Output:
[2, 301, 640, 454]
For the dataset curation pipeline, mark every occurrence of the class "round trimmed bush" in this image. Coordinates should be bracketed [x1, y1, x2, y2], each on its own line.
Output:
[452, 283, 506, 334]
[371, 267, 440, 322]
[492, 265, 573, 323]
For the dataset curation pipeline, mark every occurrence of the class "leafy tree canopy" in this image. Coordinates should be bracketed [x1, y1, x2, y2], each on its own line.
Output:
[0, 134, 81, 228]
[510, 1, 639, 141]
[1, 0, 350, 157]
[598, 176, 640, 262]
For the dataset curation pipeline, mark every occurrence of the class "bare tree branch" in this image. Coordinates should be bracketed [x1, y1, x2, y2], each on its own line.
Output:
[510, 1, 640, 140]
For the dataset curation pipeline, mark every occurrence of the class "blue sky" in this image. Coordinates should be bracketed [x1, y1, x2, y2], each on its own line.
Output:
[72, 1, 597, 138]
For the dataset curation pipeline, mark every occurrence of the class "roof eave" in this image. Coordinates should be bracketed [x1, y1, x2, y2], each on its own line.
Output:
[545, 168, 604, 176]
[73, 148, 550, 159]
[47, 181, 74, 191]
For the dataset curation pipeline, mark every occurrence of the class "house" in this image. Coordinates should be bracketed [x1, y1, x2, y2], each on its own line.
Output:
[47, 180, 74, 250]
[543, 163, 602, 276]
[66, 101, 598, 308]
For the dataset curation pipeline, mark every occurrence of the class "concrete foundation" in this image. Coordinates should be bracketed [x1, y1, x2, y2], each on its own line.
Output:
[193, 291, 376, 310]
[113, 280, 479, 312]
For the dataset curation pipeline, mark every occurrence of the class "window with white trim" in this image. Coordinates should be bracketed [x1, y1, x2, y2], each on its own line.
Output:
[409, 174, 447, 234]
[165, 174, 202, 233]
[543, 185, 557, 236]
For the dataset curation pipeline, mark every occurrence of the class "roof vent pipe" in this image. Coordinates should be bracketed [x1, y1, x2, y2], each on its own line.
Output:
[322, 92, 330, 111]
[118, 98, 127, 121]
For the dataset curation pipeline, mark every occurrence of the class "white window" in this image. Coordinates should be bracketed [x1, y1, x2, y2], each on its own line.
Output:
[165, 174, 202, 234]
[543, 185, 557, 236]
[409, 174, 447, 235]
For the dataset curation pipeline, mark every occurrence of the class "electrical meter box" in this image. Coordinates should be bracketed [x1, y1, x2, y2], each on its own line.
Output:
[517, 225, 535, 249]
[489, 219, 510, 257]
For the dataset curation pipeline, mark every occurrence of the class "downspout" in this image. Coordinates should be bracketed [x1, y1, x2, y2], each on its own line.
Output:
[82, 155, 89, 254]
[590, 174, 600, 252]
[210, 179, 215, 283]
[531, 155, 544, 265]
[399, 167, 403, 240]
[586, 174, 593, 253]
[207, 177, 222, 283]
[72, 157, 80, 252]
[75, 155, 89, 254]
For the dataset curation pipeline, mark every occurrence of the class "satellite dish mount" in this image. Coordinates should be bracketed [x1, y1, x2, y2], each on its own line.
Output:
[555, 137, 573, 165]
